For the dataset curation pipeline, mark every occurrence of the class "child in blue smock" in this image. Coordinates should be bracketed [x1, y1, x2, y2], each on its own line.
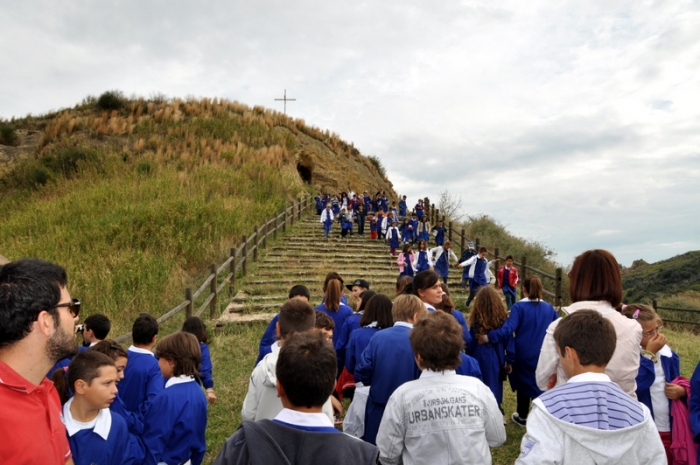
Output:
[458, 246, 493, 308]
[400, 218, 412, 244]
[144, 332, 207, 465]
[62, 351, 133, 465]
[398, 195, 407, 218]
[320, 203, 334, 239]
[315, 278, 354, 348]
[417, 216, 431, 244]
[412, 239, 433, 273]
[432, 220, 445, 246]
[315, 194, 323, 215]
[430, 240, 458, 284]
[386, 221, 401, 256]
[397, 244, 415, 278]
[408, 213, 419, 245]
[467, 286, 513, 413]
[182, 316, 217, 404]
[414, 200, 424, 221]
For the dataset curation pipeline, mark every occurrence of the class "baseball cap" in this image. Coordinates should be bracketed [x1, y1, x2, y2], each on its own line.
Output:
[346, 279, 370, 291]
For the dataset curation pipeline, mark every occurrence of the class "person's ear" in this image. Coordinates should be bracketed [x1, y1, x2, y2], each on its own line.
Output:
[564, 346, 579, 364]
[276, 380, 286, 399]
[73, 379, 88, 395]
[151, 335, 158, 345]
[35, 310, 56, 337]
[275, 322, 281, 339]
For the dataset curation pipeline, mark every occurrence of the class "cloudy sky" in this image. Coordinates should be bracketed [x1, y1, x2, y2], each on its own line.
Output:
[2, 0, 699, 266]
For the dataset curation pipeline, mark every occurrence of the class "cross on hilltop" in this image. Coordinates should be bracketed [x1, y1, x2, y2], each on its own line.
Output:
[274, 89, 296, 114]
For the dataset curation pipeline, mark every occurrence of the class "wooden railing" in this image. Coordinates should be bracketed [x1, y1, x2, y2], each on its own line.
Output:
[420, 197, 564, 307]
[652, 300, 700, 328]
[114, 196, 312, 343]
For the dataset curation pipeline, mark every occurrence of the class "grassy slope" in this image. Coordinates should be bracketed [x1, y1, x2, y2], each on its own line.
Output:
[623, 251, 700, 302]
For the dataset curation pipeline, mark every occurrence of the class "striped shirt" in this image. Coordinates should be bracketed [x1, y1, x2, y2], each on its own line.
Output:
[539, 373, 644, 430]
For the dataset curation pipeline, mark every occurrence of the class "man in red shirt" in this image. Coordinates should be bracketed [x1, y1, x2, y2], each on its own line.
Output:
[0, 258, 79, 464]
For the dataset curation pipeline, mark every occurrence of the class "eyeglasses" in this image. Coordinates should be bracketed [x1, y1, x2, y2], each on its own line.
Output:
[642, 326, 663, 338]
[53, 298, 81, 318]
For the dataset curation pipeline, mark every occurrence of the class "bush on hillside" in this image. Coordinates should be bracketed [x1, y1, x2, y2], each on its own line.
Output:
[96, 90, 125, 111]
[0, 125, 19, 146]
[367, 155, 386, 177]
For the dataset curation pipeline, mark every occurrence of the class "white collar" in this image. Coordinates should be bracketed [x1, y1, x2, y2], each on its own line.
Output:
[420, 369, 456, 379]
[422, 302, 436, 312]
[394, 321, 413, 329]
[658, 345, 673, 358]
[270, 340, 282, 354]
[563, 301, 616, 315]
[567, 372, 611, 384]
[89, 342, 98, 347]
[128, 345, 155, 356]
[63, 397, 112, 439]
[165, 374, 196, 389]
[274, 408, 334, 428]
[362, 321, 378, 328]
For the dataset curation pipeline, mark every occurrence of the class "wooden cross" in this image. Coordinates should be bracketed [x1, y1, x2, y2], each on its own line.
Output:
[274, 89, 296, 114]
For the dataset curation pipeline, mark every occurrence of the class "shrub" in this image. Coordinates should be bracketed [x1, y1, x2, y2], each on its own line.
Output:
[96, 90, 125, 111]
[0, 125, 19, 146]
[367, 155, 386, 177]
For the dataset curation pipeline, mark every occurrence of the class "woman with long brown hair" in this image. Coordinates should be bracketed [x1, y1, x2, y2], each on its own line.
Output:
[466, 286, 512, 413]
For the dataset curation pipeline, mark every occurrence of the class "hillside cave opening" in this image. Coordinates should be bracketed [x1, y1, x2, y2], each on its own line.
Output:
[296, 163, 312, 184]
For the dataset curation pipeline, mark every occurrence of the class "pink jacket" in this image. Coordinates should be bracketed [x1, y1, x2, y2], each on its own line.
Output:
[670, 376, 698, 465]
[397, 252, 415, 273]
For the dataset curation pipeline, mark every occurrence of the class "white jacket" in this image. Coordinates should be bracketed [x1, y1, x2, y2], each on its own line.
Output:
[320, 209, 333, 224]
[377, 370, 506, 465]
[240, 350, 334, 422]
[535, 301, 642, 397]
[429, 246, 458, 265]
[516, 394, 665, 464]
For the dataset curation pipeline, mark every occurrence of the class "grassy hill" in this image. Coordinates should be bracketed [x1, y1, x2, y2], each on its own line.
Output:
[622, 251, 700, 302]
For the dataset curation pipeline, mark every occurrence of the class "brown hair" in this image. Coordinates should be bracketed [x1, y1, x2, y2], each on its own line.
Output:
[324, 279, 342, 312]
[479, 247, 488, 254]
[360, 294, 394, 329]
[468, 286, 508, 333]
[554, 309, 616, 366]
[276, 331, 336, 408]
[279, 298, 316, 338]
[523, 276, 543, 300]
[392, 294, 428, 323]
[323, 272, 344, 292]
[621, 303, 662, 326]
[91, 339, 128, 361]
[357, 290, 377, 312]
[314, 310, 335, 332]
[410, 311, 463, 371]
[155, 332, 201, 378]
[569, 249, 622, 307]
[435, 283, 455, 315]
[182, 316, 209, 344]
[395, 276, 413, 296]
[53, 350, 117, 404]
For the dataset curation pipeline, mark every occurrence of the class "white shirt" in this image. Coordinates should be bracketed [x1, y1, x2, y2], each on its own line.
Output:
[650, 345, 672, 432]
[63, 397, 112, 439]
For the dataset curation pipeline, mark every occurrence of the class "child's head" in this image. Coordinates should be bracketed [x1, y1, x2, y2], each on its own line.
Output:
[288, 284, 311, 301]
[505, 255, 514, 267]
[276, 331, 336, 410]
[621, 303, 663, 350]
[568, 249, 622, 308]
[522, 276, 543, 300]
[401, 243, 412, 254]
[437, 220, 443, 226]
[278, 298, 316, 340]
[341, 208, 347, 213]
[402, 218, 409, 225]
[155, 332, 201, 379]
[468, 286, 508, 332]
[68, 350, 119, 409]
[412, 270, 444, 307]
[443, 240, 451, 250]
[324, 279, 343, 311]
[417, 239, 427, 251]
[554, 309, 616, 377]
[347, 279, 370, 299]
[395, 276, 413, 297]
[323, 272, 344, 293]
[402, 195, 406, 200]
[314, 310, 335, 343]
[132, 313, 159, 346]
[412, 213, 417, 219]
[421, 216, 427, 222]
[360, 294, 394, 329]
[468, 241, 475, 250]
[356, 289, 376, 312]
[391, 201, 396, 206]
[478, 247, 488, 258]
[391, 220, 397, 226]
[91, 340, 129, 381]
[83, 313, 111, 343]
[435, 283, 455, 314]
[392, 294, 428, 324]
[326, 203, 331, 209]
[410, 311, 463, 371]
[182, 316, 209, 344]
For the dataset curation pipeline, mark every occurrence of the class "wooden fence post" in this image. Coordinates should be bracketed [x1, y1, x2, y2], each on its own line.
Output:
[448, 221, 453, 242]
[229, 247, 236, 295]
[262, 221, 267, 250]
[253, 226, 259, 262]
[555, 268, 562, 307]
[185, 288, 193, 318]
[520, 256, 527, 299]
[475, 238, 480, 249]
[494, 248, 500, 287]
[209, 264, 217, 319]
[297, 200, 302, 220]
[290, 204, 295, 227]
[652, 299, 657, 311]
[241, 235, 248, 276]
[283, 202, 288, 233]
[273, 212, 278, 240]
[460, 228, 465, 252]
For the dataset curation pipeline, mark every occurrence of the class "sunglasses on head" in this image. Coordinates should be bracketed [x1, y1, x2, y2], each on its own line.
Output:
[53, 298, 81, 318]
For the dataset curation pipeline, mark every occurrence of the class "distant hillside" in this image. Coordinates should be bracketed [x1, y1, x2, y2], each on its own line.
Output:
[622, 251, 700, 303]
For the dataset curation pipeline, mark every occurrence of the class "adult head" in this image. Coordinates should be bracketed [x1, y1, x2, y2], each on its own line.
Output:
[412, 270, 444, 308]
[0, 258, 78, 379]
[568, 249, 622, 308]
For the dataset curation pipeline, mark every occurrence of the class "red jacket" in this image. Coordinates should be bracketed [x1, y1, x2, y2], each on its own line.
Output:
[497, 266, 519, 289]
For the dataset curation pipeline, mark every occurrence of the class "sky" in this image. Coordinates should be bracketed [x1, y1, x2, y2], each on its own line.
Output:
[1, 0, 699, 267]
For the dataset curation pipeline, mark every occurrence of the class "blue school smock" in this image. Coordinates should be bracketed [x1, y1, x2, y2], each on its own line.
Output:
[398, 199, 407, 217]
[66, 407, 134, 465]
[415, 250, 431, 272]
[486, 299, 559, 399]
[199, 342, 214, 389]
[110, 394, 144, 436]
[636, 348, 680, 421]
[418, 222, 430, 242]
[142, 377, 207, 465]
[355, 323, 421, 444]
[323, 212, 334, 231]
[335, 313, 362, 370]
[315, 196, 323, 211]
[459, 249, 477, 279]
[379, 197, 388, 213]
[400, 255, 415, 278]
[469, 257, 489, 291]
[690, 361, 700, 465]
[119, 349, 165, 416]
[387, 227, 400, 248]
[467, 326, 513, 406]
[364, 195, 372, 211]
[400, 223, 412, 243]
[434, 225, 445, 246]
[433, 248, 450, 278]
[345, 326, 380, 375]
[258, 314, 279, 361]
[315, 302, 354, 348]
[457, 353, 483, 381]
[331, 204, 340, 215]
[414, 204, 424, 219]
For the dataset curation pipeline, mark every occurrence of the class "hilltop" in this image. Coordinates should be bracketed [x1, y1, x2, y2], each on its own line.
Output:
[622, 250, 700, 303]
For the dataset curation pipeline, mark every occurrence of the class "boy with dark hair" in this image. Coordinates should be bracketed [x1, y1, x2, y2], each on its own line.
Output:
[315, 310, 335, 343]
[83, 313, 111, 344]
[118, 313, 163, 415]
[516, 310, 665, 464]
[256, 285, 311, 366]
[497, 256, 519, 310]
[458, 246, 494, 307]
[459, 241, 477, 290]
[377, 311, 505, 465]
[215, 331, 379, 464]
[242, 299, 336, 422]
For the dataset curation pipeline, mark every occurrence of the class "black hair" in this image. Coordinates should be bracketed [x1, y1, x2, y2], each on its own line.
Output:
[132, 313, 159, 345]
[182, 316, 209, 344]
[288, 284, 311, 300]
[412, 270, 440, 296]
[0, 259, 67, 347]
[84, 314, 111, 340]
